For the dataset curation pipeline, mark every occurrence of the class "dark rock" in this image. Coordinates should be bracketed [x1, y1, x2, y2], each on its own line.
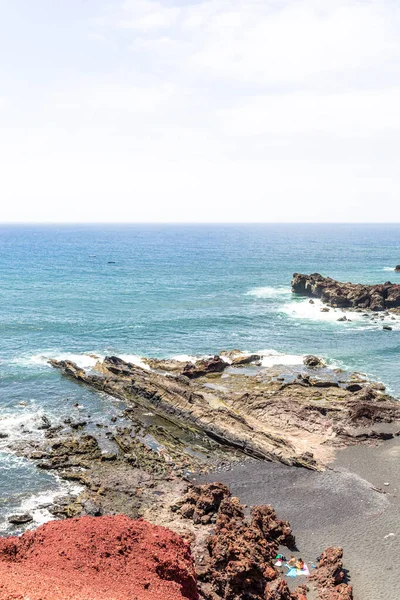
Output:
[37, 415, 52, 430]
[395, 265, 400, 272]
[303, 355, 325, 368]
[0, 432, 9, 439]
[292, 273, 400, 311]
[8, 513, 33, 525]
[383, 325, 393, 331]
[345, 383, 363, 393]
[182, 355, 228, 379]
[231, 354, 261, 366]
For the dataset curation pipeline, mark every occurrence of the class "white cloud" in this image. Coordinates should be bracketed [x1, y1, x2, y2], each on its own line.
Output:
[0, 0, 400, 222]
[114, 0, 400, 86]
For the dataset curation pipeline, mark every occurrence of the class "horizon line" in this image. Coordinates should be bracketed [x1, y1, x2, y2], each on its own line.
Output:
[1, 221, 400, 226]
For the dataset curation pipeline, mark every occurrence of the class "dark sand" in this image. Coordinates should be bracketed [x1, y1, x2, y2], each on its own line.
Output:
[197, 437, 399, 600]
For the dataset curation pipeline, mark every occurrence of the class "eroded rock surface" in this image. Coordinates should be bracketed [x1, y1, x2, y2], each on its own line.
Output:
[292, 273, 400, 311]
[311, 547, 353, 600]
[177, 487, 299, 600]
[48, 355, 400, 473]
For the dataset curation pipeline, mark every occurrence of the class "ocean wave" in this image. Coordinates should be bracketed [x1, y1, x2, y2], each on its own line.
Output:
[12, 352, 103, 370]
[256, 349, 305, 367]
[171, 354, 204, 363]
[117, 354, 151, 370]
[0, 406, 55, 448]
[246, 286, 291, 299]
[0, 479, 83, 534]
[281, 299, 364, 323]
[383, 267, 395, 271]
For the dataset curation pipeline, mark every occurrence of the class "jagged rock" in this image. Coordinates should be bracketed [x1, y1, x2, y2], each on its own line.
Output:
[182, 356, 228, 379]
[303, 355, 326, 368]
[49, 357, 322, 469]
[173, 483, 231, 525]
[292, 273, 400, 311]
[196, 496, 298, 600]
[311, 547, 353, 599]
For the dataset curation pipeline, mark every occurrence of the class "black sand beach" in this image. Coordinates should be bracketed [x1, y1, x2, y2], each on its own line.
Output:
[197, 436, 399, 600]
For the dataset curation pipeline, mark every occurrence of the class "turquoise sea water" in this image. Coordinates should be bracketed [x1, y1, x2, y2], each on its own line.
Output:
[1, 223, 399, 531]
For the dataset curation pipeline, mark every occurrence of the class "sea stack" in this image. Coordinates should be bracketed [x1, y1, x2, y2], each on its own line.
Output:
[291, 273, 400, 311]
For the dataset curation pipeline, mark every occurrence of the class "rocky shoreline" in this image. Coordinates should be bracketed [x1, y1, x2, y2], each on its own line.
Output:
[292, 273, 400, 312]
[2, 350, 399, 599]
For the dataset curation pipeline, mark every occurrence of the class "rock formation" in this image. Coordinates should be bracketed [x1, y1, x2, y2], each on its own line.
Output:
[175, 485, 299, 600]
[0, 515, 199, 600]
[47, 354, 400, 476]
[395, 265, 400, 272]
[311, 547, 353, 599]
[292, 273, 400, 311]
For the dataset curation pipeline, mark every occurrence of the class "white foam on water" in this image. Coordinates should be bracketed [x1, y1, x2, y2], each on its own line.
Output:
[383, 267, 395, 271]
[118, 354, 151, 370]
[256, 349, 305, 367]
[0, 411, 43, 447]
[0, 479, 83, 533]
[246, 286, 291, 299]
[171, 354, 200, 363]
[281, 298, 364, 323]
[12, 352, 103, 370]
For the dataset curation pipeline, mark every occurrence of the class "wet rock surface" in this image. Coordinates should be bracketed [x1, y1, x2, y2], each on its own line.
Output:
[47, 354, 400, 475]
[292, 273, 400, 311]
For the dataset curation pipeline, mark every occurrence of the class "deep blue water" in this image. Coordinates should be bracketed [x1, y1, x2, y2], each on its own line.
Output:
[1, 223, 399, 531]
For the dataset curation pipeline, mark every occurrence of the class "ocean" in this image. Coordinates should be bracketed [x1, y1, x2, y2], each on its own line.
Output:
[1, 223, 399, 533]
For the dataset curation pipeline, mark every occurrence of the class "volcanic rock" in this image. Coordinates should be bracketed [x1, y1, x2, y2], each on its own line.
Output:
[48, 355, 400, 472]
[195, 495, 297, 600]
[292, 273, 400, 311]
[173, 482, 231, 525]
[311, 547, 353, 599]
[0, 515, 199, 600]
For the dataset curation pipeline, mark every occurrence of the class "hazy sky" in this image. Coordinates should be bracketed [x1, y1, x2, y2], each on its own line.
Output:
[1, 0, 399, 222]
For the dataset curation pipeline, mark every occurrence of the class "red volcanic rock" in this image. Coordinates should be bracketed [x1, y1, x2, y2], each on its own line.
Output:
[311, 547, 353, 600]
[193, 494, 297, 600]
[0, 515, 198, 600]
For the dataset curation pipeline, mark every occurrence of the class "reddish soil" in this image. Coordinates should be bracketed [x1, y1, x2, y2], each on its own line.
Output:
[0, 515, 198, 600]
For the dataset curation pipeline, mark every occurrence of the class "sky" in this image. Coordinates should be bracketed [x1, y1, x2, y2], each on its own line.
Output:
[0, 0, 399, 223]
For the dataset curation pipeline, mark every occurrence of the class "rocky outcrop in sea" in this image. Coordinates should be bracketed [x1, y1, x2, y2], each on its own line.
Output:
[292, 273, 400, 311]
